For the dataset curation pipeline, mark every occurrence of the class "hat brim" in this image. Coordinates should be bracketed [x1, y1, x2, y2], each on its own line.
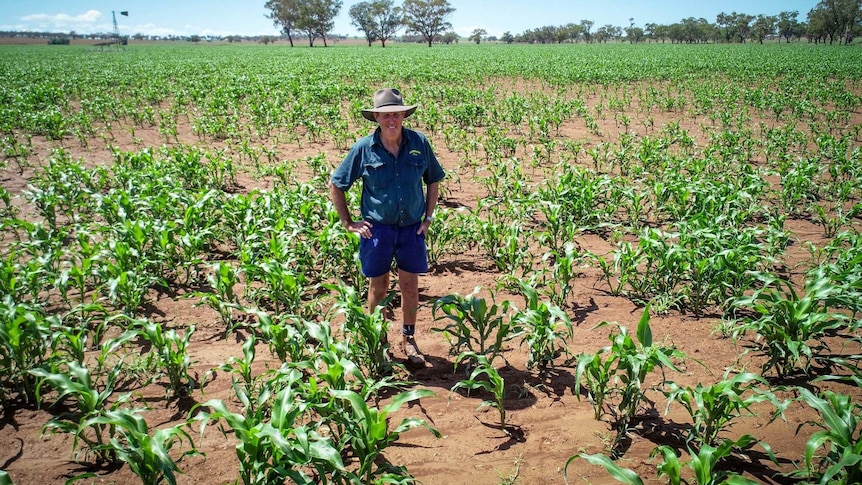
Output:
[361, 105, 417, 122]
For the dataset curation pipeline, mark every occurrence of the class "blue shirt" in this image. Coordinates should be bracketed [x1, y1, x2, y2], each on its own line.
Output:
[331, 127, 445, 227]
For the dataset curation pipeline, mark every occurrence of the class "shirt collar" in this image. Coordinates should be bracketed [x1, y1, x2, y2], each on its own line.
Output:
[372, 127, 407, 148]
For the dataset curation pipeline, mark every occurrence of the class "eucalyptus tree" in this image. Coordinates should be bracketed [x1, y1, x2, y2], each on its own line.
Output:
[371, 0, 403, 47]
[298, 0, 342, 47]
[265, 0, 300, 47]
[349, 1, 378, 46]
[266, 0, 342, 47]
[777, 10, 803, 42]
[808, 0, 862, 44]
[468, 28, 487, 44]
[751, 14, 777, 43]
[402, 0, 455, 47]
[580, 19, 594, 42]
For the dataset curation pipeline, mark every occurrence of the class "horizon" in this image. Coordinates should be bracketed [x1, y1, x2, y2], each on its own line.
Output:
[0, 0, 819, 39]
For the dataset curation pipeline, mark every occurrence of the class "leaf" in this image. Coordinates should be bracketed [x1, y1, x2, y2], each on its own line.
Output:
[636, 303, 652, 347]
[564, 453, 644, 485]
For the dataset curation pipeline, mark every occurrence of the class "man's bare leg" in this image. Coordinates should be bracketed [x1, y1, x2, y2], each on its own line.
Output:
[398, 269, 425, 367]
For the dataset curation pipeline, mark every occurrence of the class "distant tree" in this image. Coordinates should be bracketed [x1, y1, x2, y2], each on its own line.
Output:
[501, 31, 514, 44]
[189, 34, 201, 43]
[644, 22, 657, 41]
[349, 1, 378, 46]
[296, 0, 342, 47]
[441, 31, 459, 44]
[403, 0, 454, 47]
[735, 13, 755, 42]
[469, 28, 487, 44]
[580, 19, 594, 42]
[751, 14, 777, 43]
[809, 0, 861, 44]
[716, 12, 735, 42]
[625, 18, 644, 43]
[265, 0, 300, 47]
[777, 10, 803, 42]
[372, 0, 403, 47]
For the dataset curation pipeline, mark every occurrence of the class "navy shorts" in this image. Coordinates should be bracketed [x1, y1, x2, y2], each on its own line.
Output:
[359, 222, 428, 278]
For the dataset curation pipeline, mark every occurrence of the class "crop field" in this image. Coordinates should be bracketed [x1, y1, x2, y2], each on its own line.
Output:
[1, 41, 862, 484]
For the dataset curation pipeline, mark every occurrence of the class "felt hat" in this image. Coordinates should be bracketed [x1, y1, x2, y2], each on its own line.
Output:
[361, 88, 417, 122]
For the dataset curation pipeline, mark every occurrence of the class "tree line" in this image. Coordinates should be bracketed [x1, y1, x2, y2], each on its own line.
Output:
[513, 3, 860, 45]
[265, 0, 861, 47]
[265, 0, 454, 47]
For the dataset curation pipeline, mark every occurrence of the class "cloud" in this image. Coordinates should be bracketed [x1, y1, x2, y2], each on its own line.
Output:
[19, 9, 108, 33]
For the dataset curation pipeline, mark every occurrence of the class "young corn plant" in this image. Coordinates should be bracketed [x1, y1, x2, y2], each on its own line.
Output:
[451, 352, 510, 436]
[650, 435, 776, 485]
[326, 283, 393, 380]
[787, 388, 862, 484]
[330, 388, 440, 483]
[566, 435, 775, 485]
[0, 296, 57, 406]
[732, 270, 850, 378]
[247, 308, 309, 364]
[136, 322, 197, 398]
[511, 280, 573, 372]
[196, 368, 346, 485]
[574, 305, 684, 446]
[194, 261, 243, 335]
[75, 410, 200, 485]
[431, 288, 522, 366]
[32, 358, 138, 465]
[537, 241, 585, 309]
[663, 370, 778, 448]
[425, 206, 475, 267]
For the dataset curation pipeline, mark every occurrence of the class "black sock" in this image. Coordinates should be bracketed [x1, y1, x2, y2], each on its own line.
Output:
[402, 324, 415, 336]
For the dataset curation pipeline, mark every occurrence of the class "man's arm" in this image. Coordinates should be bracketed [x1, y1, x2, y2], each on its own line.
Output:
[418, 181, 439, 236]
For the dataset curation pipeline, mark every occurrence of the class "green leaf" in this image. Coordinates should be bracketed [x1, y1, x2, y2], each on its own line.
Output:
[636, 303, 652, 347]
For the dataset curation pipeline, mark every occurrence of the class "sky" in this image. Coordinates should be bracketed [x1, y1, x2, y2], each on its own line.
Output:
[0, 1, 819, 39]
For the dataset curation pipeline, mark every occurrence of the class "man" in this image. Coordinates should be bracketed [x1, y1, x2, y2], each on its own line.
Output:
[329, 88, 445, 367]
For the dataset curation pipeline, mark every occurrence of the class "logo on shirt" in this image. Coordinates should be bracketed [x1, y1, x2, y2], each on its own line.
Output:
[409, 149, 422, 156]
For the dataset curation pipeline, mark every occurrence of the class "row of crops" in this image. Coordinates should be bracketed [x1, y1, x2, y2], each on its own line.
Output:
[1, 42, 861, 484]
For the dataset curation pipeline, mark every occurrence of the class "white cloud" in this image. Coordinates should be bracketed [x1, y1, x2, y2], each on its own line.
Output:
[20, 9, 105, 32]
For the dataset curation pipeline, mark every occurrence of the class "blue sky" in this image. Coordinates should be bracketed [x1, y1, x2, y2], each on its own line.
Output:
[0, 1, 818, 38]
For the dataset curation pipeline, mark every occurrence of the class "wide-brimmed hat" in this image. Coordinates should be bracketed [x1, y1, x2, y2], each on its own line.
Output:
[361, 88, 417, 122]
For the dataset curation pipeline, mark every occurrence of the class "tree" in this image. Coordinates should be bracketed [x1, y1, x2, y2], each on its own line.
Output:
[265, 0, 300, 47]
[777, 10, 802, 42]
[298, 0, 342, 47]
[501, 31, 514, 44]
[267, 0, 341, 47]
[625, 18, 644, 43]
[734, 13, 755, 42]
[580, 19, 594, 43]
[440, 31, 459, 44]
[468, 28, 487, 44]
[372, 0, 403, 47]
[403, 0, 455, 47]
[751, 14, 777, 43]
[349, 1, 377, 46]
[809, 0, 862, 44]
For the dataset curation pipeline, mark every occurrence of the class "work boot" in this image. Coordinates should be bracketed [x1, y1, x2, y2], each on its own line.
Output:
[402, 335, 426, 368]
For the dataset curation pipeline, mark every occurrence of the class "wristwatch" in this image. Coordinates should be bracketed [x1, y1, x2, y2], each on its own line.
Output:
[424, 215, 434, 223]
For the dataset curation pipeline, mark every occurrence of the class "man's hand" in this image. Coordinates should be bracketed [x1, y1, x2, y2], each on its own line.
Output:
[417, 219, 431, 236]
[346, 220, 373, 239]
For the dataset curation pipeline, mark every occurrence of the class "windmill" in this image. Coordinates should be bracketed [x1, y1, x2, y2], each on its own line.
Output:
[112, 10, 129, 48]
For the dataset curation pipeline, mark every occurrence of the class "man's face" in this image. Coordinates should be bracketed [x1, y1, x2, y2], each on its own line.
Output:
[374, 111, 405, 135]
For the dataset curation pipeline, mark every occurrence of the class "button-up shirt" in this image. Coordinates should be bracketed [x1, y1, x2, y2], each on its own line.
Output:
[331, 127, 445, 227]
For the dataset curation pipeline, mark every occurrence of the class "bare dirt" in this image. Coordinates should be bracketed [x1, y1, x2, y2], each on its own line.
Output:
[1, 79, 860, 485]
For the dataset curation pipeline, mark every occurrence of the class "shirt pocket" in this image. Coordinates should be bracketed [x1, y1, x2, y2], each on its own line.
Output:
[405, 152, 425, 175]
[362, 157, 389, 191]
